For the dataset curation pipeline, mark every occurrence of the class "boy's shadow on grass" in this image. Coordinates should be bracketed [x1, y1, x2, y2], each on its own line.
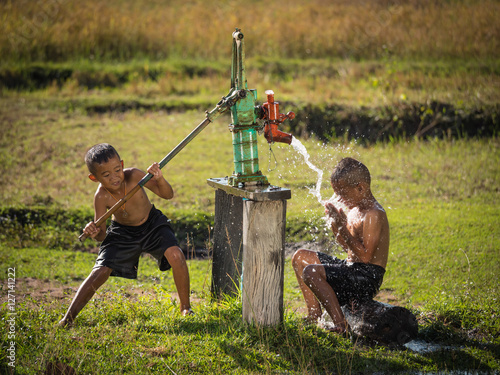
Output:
[414, 326, 500, 370]
[173, 319, 405, 372]
[171, 319, 500, 373]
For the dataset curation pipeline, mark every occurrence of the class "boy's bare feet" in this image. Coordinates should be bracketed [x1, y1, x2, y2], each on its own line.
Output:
[57, 319, 74, 328]
[323, 322, 349, 336]
[181, 308, 194, 316]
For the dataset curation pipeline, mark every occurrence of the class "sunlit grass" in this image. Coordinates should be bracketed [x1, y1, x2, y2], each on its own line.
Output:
[1, 98, 498, 215]
[1, 241, 499, 373]
[1, 0, 499, 372]
[1, 98, 498, 318]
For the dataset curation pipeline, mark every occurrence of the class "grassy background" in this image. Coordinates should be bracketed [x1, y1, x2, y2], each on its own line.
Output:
[2, 0, 499, 62]
[1, 0, 499, 373]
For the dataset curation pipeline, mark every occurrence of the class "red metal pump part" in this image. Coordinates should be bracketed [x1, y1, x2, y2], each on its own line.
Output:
[261, 90, 294, 145]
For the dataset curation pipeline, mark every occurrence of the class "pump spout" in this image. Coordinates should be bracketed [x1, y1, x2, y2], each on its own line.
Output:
[260, 90, 295, 145]
[264, 123, 293, 144]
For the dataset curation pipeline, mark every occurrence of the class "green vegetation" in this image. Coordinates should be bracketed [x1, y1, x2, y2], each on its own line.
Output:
[1, 0, 499, 373]
[1, 105, 498, 373]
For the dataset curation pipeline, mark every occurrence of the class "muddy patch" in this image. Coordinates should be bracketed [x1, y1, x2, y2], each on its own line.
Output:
[0, 277, 78, 307]
[0, 276, 207, 312]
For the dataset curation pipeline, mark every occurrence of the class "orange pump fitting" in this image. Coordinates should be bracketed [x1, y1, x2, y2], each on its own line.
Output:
[261, 90, 294, 145]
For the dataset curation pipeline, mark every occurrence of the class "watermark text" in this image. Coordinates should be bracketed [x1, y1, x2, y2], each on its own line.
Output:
[6, 267, 17, 368]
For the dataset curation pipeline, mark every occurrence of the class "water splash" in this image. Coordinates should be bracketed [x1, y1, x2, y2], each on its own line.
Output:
[317, 310, 336, 331]
[290, 136, 354, 239]
[290, 136, 348, 212]
[290, 136, 324, 203]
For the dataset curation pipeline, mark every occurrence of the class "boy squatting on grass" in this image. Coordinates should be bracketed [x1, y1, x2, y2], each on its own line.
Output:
[59, 143, 192, 327]
[292, 157, 389, 334]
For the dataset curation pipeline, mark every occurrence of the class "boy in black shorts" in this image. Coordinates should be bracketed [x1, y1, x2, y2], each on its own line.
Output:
[59, 143, 192, 327]
[292, 157, 389, 333]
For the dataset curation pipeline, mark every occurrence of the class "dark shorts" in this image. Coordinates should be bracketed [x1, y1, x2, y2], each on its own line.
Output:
[317, 252, 385, 307]
[93, 205, 179, 279]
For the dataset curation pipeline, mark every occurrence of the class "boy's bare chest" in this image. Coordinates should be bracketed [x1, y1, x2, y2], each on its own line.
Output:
[106, 187, 152, 224]
[347, 210, 364, 240]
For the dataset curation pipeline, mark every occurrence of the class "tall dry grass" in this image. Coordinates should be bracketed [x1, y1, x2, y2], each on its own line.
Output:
[1, 0, 499, 63]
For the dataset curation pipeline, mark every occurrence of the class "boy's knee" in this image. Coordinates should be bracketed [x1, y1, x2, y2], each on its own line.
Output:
[302, 264, 322, 286]
[164, 246, 185, 265]
[90, 266, 112, 283]
[302, 265, 312, 284]
[291, 248, 309, 269]
[91, 266, 112, 279]
[84, 267, 112, 292]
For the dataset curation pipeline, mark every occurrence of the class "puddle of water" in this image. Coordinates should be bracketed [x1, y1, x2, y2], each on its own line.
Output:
[317, 310, 336, 331]
[404, 339, 465, 354]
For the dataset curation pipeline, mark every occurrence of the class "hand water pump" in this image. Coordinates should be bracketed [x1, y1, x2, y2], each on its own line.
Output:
[79, 28, 294, 241]
[227, 28, 294, 186]
[210, 31, 294, 322]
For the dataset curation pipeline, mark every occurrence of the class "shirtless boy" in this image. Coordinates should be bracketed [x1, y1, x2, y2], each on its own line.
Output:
[292, 157, 389, 333]
[59, 143, 192, 327]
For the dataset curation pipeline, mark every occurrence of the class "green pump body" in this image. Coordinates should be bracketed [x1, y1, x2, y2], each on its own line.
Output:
[228, 29, 268, 186]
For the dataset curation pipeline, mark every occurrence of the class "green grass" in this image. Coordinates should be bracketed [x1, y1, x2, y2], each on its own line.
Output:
[1, 97, 498, 213]
[1, 242, 499, 374]
[1, 1, 499, 370]
[0, 99, 499, 372]
[3, 57, 499, 108]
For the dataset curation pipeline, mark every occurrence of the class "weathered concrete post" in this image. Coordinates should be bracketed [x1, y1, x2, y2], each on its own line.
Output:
[208, 178, 291, 326]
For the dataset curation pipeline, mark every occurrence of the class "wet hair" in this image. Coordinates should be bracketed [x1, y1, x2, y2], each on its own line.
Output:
[330, 157, 371, 187]
[85, 143, 121, 174]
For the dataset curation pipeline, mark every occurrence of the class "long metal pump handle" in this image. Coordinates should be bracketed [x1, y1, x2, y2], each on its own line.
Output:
[78, 90, 244, 242]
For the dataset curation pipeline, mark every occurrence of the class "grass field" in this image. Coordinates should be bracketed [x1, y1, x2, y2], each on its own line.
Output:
[0, 102, 499, 373]
[1, 0, 500, 373]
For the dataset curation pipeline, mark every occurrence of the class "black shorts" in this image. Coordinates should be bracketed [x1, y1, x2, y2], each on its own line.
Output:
[317, 252, 385, 307]
[93, 205, 179, 279]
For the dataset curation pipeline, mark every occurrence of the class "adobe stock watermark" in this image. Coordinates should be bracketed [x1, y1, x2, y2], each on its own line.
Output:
[6, 0, 68, 48]
[6, 267, 17, 369]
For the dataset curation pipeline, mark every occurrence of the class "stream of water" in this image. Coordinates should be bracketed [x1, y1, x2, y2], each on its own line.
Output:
[289, 136, 348, 230]
[290, 136, 325, 204]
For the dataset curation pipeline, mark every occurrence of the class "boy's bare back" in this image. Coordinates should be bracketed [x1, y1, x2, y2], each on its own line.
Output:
[293, 157, 389, 331]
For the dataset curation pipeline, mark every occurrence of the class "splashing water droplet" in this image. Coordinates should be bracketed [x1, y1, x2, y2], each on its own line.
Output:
[318, 310, 336, 330]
